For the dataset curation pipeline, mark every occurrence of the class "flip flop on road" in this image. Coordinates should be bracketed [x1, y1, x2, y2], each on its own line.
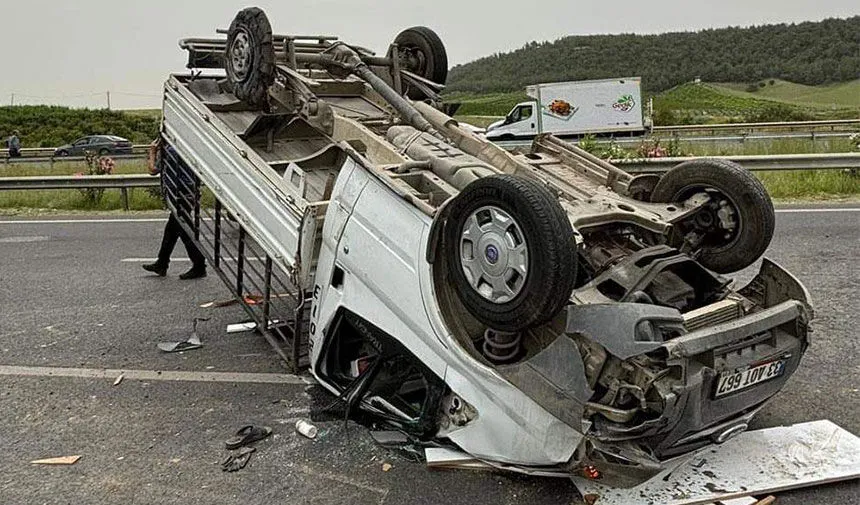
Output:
[221, 446, 256, 472]
[225, 425, 272, 450]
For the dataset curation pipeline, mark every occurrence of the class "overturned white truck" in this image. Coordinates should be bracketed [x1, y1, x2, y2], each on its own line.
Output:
[158, 8, 812, 487]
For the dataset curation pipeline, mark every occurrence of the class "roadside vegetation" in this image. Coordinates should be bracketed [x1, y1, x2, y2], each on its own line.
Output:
[1, 135, 857, 213]
[0, 105, 159, 147]
[445, 16, 859, 94]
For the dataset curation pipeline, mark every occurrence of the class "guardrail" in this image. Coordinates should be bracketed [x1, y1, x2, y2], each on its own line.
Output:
[1, 153, 858, 209]
[652, 118, 860, 135]
[0, 174, 159, 210]
[1, 153, 148, 166]
[614, 152, 860, 173]
[0, 144, 151, 159]
[494, 130, 857, 151]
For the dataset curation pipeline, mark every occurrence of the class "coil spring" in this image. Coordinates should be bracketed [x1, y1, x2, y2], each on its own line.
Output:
[482, 328, 522, 364]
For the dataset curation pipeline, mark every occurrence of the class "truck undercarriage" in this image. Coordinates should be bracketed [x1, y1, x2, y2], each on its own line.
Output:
[158, 8, 813, 487]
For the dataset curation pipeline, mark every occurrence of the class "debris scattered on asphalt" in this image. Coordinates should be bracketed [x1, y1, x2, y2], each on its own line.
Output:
[295, 419, 318, 439]
[221, 446, 255, 472]
[226, 319, 281, 334]
[30, 455, 81, 465]
[113, 374, 124, 386]
[157, 317, 209, 352]
[225, 425, 273, 450]
[370, 430, 409, 447]
[570, 420, 860, 505]
[226, 321, 257, 334]
[382, 462, 392, 472]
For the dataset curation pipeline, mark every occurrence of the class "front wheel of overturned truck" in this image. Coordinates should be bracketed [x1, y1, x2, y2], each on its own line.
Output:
[440, 175, 578, 332]
[652, 158, 775, 274]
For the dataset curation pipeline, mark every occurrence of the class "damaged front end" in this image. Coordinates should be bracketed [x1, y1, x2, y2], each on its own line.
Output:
[563, 257, 812, 486]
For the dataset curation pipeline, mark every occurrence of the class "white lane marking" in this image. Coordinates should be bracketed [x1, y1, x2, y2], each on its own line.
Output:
[122, 256, 265, 263]
[0, 236, 51, 243]
[775, 208, 860, 213]
[0, 364, 315, 385]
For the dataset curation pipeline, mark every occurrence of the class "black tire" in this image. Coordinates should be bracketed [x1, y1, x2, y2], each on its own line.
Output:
[57, 150, 69, 157]
[394, 26, 448, 98]
[98, 148, 110, 156]
[651, 158, 775, 273]
[225, 7, 275, 108]
[440, 175, 577, 332]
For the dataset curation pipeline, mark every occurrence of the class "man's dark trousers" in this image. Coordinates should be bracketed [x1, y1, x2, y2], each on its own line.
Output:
[157, 213, 205, 267]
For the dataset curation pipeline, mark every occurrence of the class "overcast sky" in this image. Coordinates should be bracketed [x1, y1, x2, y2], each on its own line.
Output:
[1, 0, 857, 109]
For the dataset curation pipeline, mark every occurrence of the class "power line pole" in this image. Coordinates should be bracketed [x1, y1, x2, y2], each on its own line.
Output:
[10, 93, 14, 106]
[106, 91, 111, 110]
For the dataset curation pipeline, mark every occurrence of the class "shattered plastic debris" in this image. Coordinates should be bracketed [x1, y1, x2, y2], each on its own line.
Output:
[157, 317, 209, 352]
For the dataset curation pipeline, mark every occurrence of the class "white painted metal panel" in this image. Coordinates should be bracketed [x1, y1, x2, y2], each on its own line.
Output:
[162, 76, 307, 281]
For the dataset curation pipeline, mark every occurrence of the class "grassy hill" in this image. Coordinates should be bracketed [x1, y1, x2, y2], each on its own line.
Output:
[448, 80, 859, 125]
[712, 79, 860, 109]
[446, 16, 860, 94]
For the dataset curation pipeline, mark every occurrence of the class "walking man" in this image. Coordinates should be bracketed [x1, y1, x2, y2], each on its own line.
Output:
[7, 130, 21, 157]
[142, 143, 207, 279]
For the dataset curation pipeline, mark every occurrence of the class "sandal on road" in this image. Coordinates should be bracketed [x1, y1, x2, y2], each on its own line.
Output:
[221, 446, 256, 472]
[225, 425, 272, 450]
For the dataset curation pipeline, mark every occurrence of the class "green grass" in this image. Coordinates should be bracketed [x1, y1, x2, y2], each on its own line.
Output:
[713, 79, 860, 109]
[448, 80, 860, 124]
[756, 170, 860, 200]
[652, 82, 859, 124]
[444, 91, 529, 116]
[123, 108, 163, 119]
[453, 115, 504, 128]
[1, 134, 857, 211]
[672, 137, 856, 157]
[0, 160, 164, 211]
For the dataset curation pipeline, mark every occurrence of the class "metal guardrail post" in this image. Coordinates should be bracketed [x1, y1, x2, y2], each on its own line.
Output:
[120, 188, 129, 210]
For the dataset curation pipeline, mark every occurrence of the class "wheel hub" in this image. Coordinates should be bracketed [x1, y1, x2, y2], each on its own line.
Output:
[230, 30, 252, 81]
[460, 206, 528, 304]
[399, 47, 426, 75]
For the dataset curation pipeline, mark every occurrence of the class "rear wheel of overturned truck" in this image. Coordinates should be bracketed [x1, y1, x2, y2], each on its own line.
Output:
[393, 26, 448, 99]
[651, 158, 775, 273]
[225, 7, 276, 109]
[439, 175, 578, 332]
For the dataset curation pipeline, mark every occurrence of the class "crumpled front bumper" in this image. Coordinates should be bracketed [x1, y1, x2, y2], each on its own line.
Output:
[584, 259, 812, 486]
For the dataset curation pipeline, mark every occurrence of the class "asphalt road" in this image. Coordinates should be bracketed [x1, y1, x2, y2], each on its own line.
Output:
[0, 205, 858, 505]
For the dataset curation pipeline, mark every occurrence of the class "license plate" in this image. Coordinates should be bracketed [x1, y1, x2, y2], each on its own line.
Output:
[715, 359, 785, 397]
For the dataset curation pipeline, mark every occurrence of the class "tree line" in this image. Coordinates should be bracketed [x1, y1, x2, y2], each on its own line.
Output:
[445, 16, 860, 94]
[0, 106, 159, 148]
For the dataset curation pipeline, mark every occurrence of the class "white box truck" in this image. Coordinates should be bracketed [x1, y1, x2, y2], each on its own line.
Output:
[485, 77, 645, 141]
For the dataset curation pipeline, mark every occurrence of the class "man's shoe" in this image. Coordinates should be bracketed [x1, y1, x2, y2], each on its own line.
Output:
[142, 262, 167, 277]
[179, 266, 207, 280]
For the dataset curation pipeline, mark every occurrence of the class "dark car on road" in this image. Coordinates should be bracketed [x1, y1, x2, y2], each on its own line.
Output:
[54, 135, 133, 156]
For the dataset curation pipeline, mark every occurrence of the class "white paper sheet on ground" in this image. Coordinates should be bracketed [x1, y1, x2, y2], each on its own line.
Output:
[425, 447, 492, 471]
[571, 420, 860, 505]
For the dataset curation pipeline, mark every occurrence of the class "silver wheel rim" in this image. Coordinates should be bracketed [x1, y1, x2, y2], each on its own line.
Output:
[230, 30, 252, 81]
[459, 206, 528, 304]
